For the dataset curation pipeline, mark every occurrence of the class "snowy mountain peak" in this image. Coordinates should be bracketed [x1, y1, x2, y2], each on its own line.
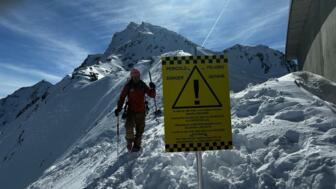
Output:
[103, 21, 197, 67]
[125, 21, 156, 34]
[66, 22, 199, 83]
[126, 21, 138, 30]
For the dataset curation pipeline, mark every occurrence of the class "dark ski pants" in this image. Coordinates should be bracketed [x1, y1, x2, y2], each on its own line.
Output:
[125, 111, 145, 147]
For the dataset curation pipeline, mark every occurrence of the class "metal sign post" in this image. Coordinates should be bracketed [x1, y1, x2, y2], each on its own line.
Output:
[196, 151, 203, 189]
[195, 46, 203, 189]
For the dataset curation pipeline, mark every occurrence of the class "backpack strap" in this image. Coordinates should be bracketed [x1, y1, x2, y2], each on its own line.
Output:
[126, 80, 146, 95]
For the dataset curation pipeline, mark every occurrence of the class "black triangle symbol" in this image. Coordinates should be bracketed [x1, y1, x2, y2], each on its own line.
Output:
[172, 65, 222, 109]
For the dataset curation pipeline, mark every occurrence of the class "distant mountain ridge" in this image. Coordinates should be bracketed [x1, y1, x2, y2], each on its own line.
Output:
[74, 22, 292, 91]
[0, 80, 51, 128]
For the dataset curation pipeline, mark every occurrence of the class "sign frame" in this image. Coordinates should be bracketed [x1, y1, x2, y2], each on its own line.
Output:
[162, 54, 233, 152]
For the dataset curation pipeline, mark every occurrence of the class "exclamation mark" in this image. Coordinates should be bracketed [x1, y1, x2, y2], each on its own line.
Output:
[194, 80, 200, 105]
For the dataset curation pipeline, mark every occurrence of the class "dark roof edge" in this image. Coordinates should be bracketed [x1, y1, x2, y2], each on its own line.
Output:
[285, 0, 295, 60]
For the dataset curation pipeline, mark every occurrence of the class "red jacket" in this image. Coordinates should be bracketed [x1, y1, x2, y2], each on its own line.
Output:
[118, 80, 156, 113]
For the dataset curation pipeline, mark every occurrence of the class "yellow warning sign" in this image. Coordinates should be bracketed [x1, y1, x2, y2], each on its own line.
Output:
[173, 65, 222, 109]
[162, 55, 232, 152]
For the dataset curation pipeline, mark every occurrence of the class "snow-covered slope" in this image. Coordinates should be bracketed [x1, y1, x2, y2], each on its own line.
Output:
[28, 66, 336, 188]
[0, 58, 129, 189]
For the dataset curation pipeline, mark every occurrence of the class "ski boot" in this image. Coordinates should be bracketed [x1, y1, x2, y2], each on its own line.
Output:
[131, 145, 141, 152]
[127, 142, 133, 152]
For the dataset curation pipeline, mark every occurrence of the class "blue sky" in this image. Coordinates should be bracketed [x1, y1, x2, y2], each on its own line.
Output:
[0, 0, 290, 98]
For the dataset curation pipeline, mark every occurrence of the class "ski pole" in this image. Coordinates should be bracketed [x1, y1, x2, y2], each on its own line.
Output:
[149, 71, 161, 115]
[117, 115, 120, 157]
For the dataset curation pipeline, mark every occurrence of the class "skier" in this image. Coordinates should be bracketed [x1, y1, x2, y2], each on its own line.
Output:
[114, 68, 156, 152]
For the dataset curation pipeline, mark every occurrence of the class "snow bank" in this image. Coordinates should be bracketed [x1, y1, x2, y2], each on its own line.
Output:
[293, 71, 336, 109]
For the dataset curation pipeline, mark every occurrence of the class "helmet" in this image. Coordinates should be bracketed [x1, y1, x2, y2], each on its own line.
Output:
[130, 68, 140, 77]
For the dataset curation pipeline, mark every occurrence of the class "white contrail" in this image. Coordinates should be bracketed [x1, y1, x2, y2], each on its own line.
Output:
[201, 0, 230, 47]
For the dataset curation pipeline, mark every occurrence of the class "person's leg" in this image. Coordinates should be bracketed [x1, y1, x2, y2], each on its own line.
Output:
[125, 111, 135, 150]
[134, 112, 145, 149]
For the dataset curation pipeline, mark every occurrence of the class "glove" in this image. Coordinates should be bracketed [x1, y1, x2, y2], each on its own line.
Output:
[149, 82, 156, 89]
[114, 108, 121, 117]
